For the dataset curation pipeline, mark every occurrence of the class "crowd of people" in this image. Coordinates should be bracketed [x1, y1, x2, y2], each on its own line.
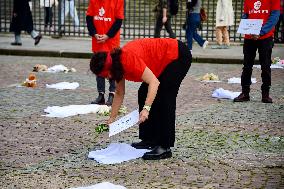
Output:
[9, 0, 282, 160]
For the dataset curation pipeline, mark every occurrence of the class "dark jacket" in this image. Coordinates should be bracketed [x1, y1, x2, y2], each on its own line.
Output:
[154, 0, 171, 17]
[10, 0, 34, 33]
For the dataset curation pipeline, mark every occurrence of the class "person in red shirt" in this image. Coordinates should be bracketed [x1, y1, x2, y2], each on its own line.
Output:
[90, 38, 191, 160]
[234, 0, 280, 103]
[86, 0, 124, 106]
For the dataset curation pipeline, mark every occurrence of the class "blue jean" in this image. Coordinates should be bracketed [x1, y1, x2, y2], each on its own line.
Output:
[186, 13, 206, 50]
[96, 76, 115, 93]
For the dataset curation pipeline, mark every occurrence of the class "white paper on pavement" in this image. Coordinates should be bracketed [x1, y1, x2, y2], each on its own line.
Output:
[88, 143, 150, 164]
[47, 65, 69, 73]
[46, 82, 79, 90]
[212, 88, 241, 100]
[253, 64, 284, 69]
[228, 77, 256, 84]
[237, 19, 263, 35]
[109, 109, 139, 137]
[69, 182, 127, 189]
[42, 104, 110, 118]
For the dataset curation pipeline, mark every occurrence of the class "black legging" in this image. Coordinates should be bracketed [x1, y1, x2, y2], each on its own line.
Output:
[138, 41, 191, 148]
[44, 7, 53, 27]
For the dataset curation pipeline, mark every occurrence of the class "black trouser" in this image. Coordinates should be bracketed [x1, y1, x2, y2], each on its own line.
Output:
[138, 41, 191, 148]
[275, 14, 284, 42]
[242, 37, 273, 93]
[154, 14, 176, 39]
[44, 7, 53, 27]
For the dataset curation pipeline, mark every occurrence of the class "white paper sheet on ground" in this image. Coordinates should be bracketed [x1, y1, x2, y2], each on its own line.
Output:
[109, 109, 139, 137]
[228, 77, 256, 84]
[212, 88, 241, 100]
[253, 64, 284, 69]
[47, 65, 69, 73]
[42, 104, 110, 118]
[69, 182, 127, 189]
[88, 143, 150, 164]
[46, 82, 79, 90]
[237, 19, 263, 35]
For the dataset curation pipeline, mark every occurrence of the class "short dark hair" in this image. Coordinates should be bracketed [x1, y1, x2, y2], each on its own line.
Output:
[90, 52, 107, 75]
[89, 48, 124, 82]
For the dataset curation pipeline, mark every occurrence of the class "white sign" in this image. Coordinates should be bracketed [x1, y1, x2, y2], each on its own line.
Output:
[237, 19, 263, 35]
[109, 109, 139, 137]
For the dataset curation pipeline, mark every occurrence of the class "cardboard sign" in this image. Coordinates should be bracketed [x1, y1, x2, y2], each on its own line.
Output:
[237, 19, 263, 35]
[109, 109, 139, 137]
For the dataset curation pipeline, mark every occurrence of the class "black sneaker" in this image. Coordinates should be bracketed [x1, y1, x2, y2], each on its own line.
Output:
[34, 34, 42, 46]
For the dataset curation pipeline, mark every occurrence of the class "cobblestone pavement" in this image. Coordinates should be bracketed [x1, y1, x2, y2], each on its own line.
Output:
[0, 55, 283, 189]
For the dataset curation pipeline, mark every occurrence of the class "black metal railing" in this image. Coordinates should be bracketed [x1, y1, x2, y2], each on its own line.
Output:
[1, 0, 281, 42]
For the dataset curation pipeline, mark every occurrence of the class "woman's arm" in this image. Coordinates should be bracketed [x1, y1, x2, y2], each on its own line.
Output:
[108, 79, 125, 124]
[139, 67, 160, 123]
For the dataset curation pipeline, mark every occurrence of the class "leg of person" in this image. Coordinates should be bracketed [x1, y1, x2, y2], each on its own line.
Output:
[69, 0, 80, 28]
[234, 39, 257, 102]
[154, 14, 163, 38]
[191, 13, 207, 49]
[222, 26, 230, 48]
[164, 16, 176, 39]
[186, 14, 194, 51]
[211, 26, 223, 49]
[142, 41, 191, 160]
[11, 31, 22, 46]
[44, 7, 49, 30]
[91, 76, 105, 104]
[61, 0, 68, 28]
[105, 79, 116, 106]
[49, 7, 53, 31]
[258, 37, 273, 103]
[216, 26, 223, 45]
[131, 82, 156, 149]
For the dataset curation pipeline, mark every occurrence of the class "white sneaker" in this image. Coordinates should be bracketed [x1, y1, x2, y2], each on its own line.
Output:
[202, 40, 209, 49]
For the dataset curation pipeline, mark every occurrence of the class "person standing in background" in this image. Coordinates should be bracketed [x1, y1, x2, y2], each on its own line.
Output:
[212, 0, 234, 49]
[185, 0, 208, 52]
[153, 0, 176, 39]
[10, 0, 42, 46]
[86, 0, 124, 106]
[40, 0, 58, 32]
[234, 0, 280, 103]
[61, 0, 82, 31]
[274, 0, 284, 43]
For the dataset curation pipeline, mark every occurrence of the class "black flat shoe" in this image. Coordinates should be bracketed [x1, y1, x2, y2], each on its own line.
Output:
[11, 42, 22, 46]
[142, 146, 172, 160]
[131, 141, 155, 149]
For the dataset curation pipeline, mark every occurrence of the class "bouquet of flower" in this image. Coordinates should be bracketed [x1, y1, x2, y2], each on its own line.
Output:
[201, 73, 219, 81]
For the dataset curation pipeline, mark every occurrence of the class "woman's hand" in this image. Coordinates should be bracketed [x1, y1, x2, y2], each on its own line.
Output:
[139, 109, 149, 123]
[97, 34, 109, 43]
[251, 35, 260, 40]
[107, 117, 116, 125]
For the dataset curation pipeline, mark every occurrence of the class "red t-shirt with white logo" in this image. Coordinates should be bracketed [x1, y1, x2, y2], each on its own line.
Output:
[120, 38, 179, 82]
[86, 0, 124, 52]
[244, 0, 280, 39]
